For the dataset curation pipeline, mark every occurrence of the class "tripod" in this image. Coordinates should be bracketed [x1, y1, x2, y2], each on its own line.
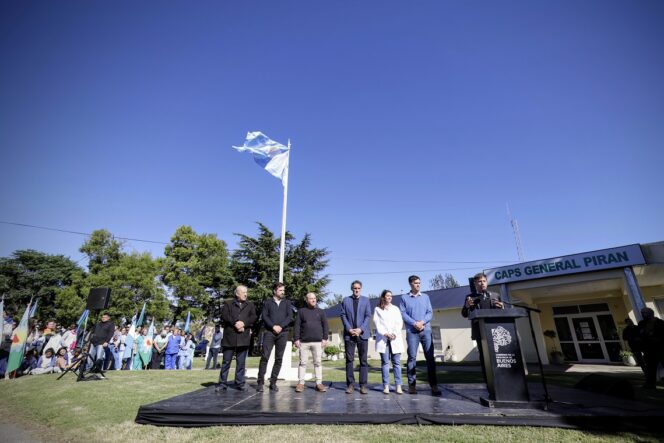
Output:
[57, 311, 106, 382]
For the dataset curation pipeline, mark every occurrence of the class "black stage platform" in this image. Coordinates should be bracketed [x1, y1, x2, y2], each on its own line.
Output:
[135, 382, 664, 429]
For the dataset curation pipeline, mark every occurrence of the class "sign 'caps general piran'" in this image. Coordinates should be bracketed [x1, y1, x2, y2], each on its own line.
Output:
[484, 244, 645, 284]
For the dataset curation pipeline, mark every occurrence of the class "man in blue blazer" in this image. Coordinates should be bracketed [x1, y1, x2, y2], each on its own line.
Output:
[340, 280, 372, 394]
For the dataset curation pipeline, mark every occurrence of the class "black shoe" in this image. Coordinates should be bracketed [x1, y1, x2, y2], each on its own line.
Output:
[408, 383, 417, 395]
[238, 384, 249, 392]
[256, 384, 264, 392]
[215, 385, 227, 393]
[269, 383, 279, 392]
[431, 384, 441, 396]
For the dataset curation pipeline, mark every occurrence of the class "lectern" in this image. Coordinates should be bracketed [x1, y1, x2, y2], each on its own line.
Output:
[469, 308, 540, 408]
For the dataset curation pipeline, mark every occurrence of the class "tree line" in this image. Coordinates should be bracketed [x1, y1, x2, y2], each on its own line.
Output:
[0, 223, 329, 326]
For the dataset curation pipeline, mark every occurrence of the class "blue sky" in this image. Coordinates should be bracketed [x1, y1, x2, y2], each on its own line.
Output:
[1, 1, 663, 299]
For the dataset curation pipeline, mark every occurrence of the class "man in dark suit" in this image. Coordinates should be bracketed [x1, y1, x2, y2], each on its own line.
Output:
[256, 282, 294, 392]
[216, 285, 257, 392]
[340, 280, 372, 394]
[461, 272, 504, 385]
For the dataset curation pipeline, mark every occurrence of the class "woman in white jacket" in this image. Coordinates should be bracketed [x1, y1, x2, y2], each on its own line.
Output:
[373, 290, 404, 394]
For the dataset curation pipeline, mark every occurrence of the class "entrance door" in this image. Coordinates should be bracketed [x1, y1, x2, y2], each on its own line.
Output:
[553, 304, 621, 363]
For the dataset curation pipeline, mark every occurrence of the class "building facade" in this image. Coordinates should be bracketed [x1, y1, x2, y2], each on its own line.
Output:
[324, 241, 664, 364]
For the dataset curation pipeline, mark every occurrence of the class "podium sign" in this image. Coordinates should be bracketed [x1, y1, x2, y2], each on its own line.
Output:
[469, 308, 538, 408]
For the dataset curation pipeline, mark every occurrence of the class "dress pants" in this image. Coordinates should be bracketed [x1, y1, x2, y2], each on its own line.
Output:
[344, 337, 368, 386]
[218, 346, 249, 388]
[257, 331, 288, 384]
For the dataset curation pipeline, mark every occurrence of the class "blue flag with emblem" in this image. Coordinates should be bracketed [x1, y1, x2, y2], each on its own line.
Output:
[233, 131, 290, 186]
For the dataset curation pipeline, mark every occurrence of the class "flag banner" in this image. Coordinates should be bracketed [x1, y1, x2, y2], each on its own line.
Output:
[137, 302, 146, 327]
[0, 297, 4, 346]
[29, 298, 39, 318]
[75, 309, 89, 346]
[6, 303, 31, 374]
[233, 131, 289, 185]
[184, 311, 191, 334]
[142, 318, 155, 364]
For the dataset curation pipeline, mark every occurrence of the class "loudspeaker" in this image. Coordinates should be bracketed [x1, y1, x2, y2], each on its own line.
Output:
[575, 374, 634, 399]
[86, 287, 111, 310]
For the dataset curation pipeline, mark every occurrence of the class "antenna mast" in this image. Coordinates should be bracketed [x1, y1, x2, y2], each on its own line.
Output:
[507, 203, 525, 262]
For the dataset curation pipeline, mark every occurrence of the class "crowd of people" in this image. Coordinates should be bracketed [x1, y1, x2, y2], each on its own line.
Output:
[0, 313, 199, 379]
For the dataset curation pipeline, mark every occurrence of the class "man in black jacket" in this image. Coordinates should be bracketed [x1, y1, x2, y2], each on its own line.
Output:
[256, 282, 294, 392]
[461, 272, 503, 385]
[217, 285, 257, 392]
[638, 307, 664, 389]
[89, 312, 115, 376]
[294, 292, 329, 393]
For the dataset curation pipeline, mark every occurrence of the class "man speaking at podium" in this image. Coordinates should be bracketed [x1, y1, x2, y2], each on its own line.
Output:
[461, 272, 504, 384]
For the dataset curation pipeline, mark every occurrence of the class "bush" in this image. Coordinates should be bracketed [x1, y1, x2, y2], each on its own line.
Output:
[324, 345, 340, 356]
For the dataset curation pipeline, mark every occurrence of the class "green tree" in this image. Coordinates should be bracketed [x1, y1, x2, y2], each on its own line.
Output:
[429, 272, 461, 290]
[161, 226, 232, 323]
[230, 223, 330, 309]
[80, 230, 169, 324]
[79, 229, 122, 274]
[0, 249, 85, 322]
[321, 293, 345, 308]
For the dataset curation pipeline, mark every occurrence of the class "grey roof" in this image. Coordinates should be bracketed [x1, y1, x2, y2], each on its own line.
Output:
[323, 285, 470, 319]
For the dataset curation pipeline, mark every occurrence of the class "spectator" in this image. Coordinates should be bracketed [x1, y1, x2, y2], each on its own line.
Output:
[42, 321, 63, 355]
[19, 349, 39, 376]
[206, 326, 223, 370]
[55, 347, 69, 372]
[61, 324, 77, 355]
[178, 333, 195, 370]
[132, 327, 149, 370]
[31, 348, 57, 375]
[152, 328, 168, 369]
[164, 328, 181, 370]
[117, 327, 128, 370]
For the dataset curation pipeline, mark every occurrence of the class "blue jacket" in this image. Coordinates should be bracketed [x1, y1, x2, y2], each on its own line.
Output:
[340, 295, 372, 340]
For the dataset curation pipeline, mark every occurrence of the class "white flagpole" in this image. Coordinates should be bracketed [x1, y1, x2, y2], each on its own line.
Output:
[278, 139, 290, 283]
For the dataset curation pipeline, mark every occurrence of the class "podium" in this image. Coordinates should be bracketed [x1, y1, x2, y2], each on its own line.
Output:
[469, 308, 540, 408]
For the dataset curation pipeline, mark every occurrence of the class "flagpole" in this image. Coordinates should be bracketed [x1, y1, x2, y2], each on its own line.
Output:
[278, 140, 290, 283]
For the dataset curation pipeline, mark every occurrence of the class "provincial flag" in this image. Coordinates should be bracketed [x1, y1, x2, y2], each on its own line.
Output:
[233, 131, 290, 186]
[6, 302, 31, 374]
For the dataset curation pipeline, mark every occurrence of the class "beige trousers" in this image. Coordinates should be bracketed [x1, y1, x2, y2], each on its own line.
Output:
[298, 341, 322, 384]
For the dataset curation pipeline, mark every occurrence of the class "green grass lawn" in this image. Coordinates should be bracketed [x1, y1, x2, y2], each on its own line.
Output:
[1, 356, 662, 443]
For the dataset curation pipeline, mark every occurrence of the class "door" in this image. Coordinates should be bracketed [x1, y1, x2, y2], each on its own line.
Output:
[553, 308, 621, 363]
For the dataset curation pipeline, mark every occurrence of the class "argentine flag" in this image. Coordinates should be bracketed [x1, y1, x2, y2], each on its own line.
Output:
[233, 131, 290, 186]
